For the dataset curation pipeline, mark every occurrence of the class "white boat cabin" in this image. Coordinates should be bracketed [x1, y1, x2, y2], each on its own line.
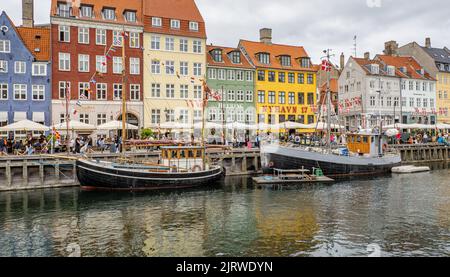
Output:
[160, 146, 206, 172]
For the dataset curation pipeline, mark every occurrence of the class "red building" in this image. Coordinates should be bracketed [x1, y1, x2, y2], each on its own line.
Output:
[50, 0, 144, 138]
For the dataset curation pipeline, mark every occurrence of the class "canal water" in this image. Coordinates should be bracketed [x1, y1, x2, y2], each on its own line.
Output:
[0, 169, 449, 257]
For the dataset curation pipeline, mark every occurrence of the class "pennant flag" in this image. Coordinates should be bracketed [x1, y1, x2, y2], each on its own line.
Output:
[110, 47, 116, 52]
[121, 32, 129, 37]
[90, 78, 96, 84]
[72, 109, 78, 116]
[190, 77, 195, 84]
[80, 94, 88, 100]
[140, 46, 145, 51]
[76, 100, 82, 107]
[106, 54, 112, 60]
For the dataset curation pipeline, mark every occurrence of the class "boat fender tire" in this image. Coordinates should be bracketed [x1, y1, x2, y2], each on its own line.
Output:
[295, 137, 301, 143]
[192, 165, 202, 172]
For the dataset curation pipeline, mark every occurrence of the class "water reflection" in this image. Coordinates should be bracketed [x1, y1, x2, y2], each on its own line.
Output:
[0, 170, 449, 257]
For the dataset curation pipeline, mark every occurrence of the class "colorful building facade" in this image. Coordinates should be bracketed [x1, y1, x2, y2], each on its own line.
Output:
[0, 11, 51, 138]
[143, 0, 207, 138]
[206, 45, 255, 141]
[50, 0, 144, 138]
[239, 29, 318, 129]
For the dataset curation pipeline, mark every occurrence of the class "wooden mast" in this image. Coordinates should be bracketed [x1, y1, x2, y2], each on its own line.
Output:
[121, 29, 127, 154]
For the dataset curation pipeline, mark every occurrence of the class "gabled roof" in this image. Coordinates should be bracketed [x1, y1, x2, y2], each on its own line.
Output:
[206, 45, 253, 69]
[143, 0, 204, 22]
[16, 26, 50, 61]
[353, 57, 407, 78]
[320, 79, 338, 93]
[375, 55, 435, 81]
[422, 47, 450, 64]
[239, 40, 315, 71]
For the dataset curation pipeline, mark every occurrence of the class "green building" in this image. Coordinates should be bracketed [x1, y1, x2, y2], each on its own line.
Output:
[206, 45, 256, 144]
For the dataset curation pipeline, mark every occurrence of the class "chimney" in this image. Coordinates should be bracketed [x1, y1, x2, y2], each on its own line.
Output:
[384, 40, 399, 56]
[425, 38, 431, 48]
[22, 0, 34, 27]
[260, 28, 272, 45]
[364, 52, 370, 60]
[340, 52, 345, 70]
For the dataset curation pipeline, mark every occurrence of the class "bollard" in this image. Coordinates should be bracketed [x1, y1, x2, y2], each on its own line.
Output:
[39, 159, 45, 185]
[6, 160, 12, 187]
[55, 160, 60, 182]
[23, 159, 28, 187]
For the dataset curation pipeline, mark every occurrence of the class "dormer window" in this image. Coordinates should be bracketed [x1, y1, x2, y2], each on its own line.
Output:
[439, 64, 445, 71]
[211, 49, 222, 62]
[280, 55, 291, 67]
[103, 8, 116, 20]
[57, 2, 72, 17]
[259, 53, 270, 64]
[125, 11, 137, 22]
[300, 58, 310, 68]
[370, 64, 379, 75]
[80, 5, 93, 18]
[189, 22, 199, 31]
[400, 66, 407, 74]
[387, 65, 395, 76]
[152, 17, 162, 27]
[170, 19, 180, 29]
[230, 51, 241, 64]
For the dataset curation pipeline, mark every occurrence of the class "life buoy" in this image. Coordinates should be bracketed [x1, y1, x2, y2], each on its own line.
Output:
[295, 136, 301, 143]
[192, 165, 202, 172]
[268, 161, 275, 168]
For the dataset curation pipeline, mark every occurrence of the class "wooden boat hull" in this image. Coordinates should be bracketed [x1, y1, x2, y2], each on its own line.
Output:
[76, 160, 224, 191]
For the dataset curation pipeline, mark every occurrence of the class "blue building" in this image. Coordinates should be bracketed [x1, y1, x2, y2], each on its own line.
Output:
[0, 11, 51, 136]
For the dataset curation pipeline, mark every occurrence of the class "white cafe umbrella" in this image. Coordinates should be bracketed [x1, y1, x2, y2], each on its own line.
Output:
[52, 120, 96, 131]
[193, 121, 223, 129]
[0, 119, 50, 132]
[306, 122, 345, 130]
[435, 123, 450, 130]
[97, 120, 138, 130]
[276, 121, 310, 129]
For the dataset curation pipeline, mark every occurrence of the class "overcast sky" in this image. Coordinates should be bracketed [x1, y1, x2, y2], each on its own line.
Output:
[2, 0, 450, 66]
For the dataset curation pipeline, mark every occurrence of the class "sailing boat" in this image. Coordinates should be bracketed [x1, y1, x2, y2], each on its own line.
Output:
[76, 31, 223, 191]
[260, 50, 402, 179]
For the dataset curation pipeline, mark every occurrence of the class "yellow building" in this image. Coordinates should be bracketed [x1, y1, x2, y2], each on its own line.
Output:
[239, 29, 318, 129]
[143, 0, 207, 135]
[437, 71, 450, 123]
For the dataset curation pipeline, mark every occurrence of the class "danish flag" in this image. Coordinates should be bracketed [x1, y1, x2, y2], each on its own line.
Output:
[321, 60, 332, 72]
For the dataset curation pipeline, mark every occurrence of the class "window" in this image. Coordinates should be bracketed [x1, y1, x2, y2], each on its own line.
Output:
[113, 84, 122, 100]
[189, 21, 199, 31]
[409, 81, 414, 90]
[80, 5, 93, 18]
[246, 91, 253, 102]
[307, 93, 314, 105]
[180, 110, 189, 124]
[78, 54, 89, 72]
[152, 17, 162, 27]
[423, 98, 428, 108]
[236, 110, 244, 122]
[402, 97, 407, 107]
[165, 37, 174, 51]
[78, 27, 89, 44]
[113, 31, 123, 47]
[416, 98, 421, 107]
[57, 3, 71, 17]
[125, 11, 136, 22]
[129, 32, 140, 48]
[288, 92, 295, 105]
[180, 62, 188, 76]
[258, 70, 265, 81]
[171, 19, 180, 29]
[211, 49, 222, 62]
[298, 73, 305, 84]
[259, 53, 270, 64]
[180, 85, 189, 99]
[79, 82, 90, 100]
[278, 92, 286, 104]
[409, 97, 414, 107]
[301, 58, 310, 68]
[58, 82, 70, 99]
[387, 97, 392, 107]
[430, 99, 435, 108]
[236, 71, 244, 81]
[151, 60, 161, 74]
[268, 71, 275, 82]
[394, 97, 399, 107]
[130, 58, 140, 75]
[96, 83, 107, 100]
[14, 84, 27, 100]
[237, 90, 244, 102]
[416, 81, 420, 91]
[113, 57, 123, 74]
[230, 51, 241, 64]
[166, 109, 175, 122]
[308, 115, 315, 124]
[32, 85, 45, 101]
[258, 91, 265, 103]
[59, 113, 65, 123]
[298, 92, 305, 105]
[280, 56, 291, 66]
[307, 74, 314, 84]
[0, 84, 7, 100]
[151, 83, 160, 97]
[218, 69, 225, 80]
[130, 84, 140, 100]
[227, 70, 235, 80]
[193, 40, 202, 53]
[97, 114, 107, 126]
[0, 60, 7, 73]
[151, 36, 160, 50]
[58, 26, 70, 42]
[180, 39, 188, 52]
[166, 84, 175, 98]
[194, 85, 202, 99]
[268, 91, 275, 104]
[194, 110, 202, 121]
[96, 29, 106, 45]
[423, 82, 427, 91]
[208, 68, 217, 79]
[227, 90, 235, 101]
[401, 80, 406, 90]
[278, 72, 286, 83]
[59, 53, 70, 71]
[165, 60, 175, 75]
[246, 110, 254, 123]
[96, 55, 107, 73]
[15, 61, 26, 74]
[288, 73, 295, 83]
[193, 63, 202, 76]
[246, 71, 254, 82]
[79, 114, 89, 124]
[103, 8, 116, 20]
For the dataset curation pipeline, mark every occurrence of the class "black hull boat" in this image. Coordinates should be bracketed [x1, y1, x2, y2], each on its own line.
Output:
[76, 159, 224, 191]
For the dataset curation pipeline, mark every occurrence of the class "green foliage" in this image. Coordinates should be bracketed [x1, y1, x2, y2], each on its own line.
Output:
[141, 128, 154, 139]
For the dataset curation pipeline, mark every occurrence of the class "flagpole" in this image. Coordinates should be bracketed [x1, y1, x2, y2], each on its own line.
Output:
[121, 28, 127, 155]
[65, 81, 70, 156]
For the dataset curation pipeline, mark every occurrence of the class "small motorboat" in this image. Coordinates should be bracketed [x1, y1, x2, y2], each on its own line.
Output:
[391, 165, 431, 174]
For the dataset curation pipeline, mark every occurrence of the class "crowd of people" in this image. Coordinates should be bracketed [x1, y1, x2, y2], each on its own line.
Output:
[393, 131, 449, 145]
[0, 134, 50, 156]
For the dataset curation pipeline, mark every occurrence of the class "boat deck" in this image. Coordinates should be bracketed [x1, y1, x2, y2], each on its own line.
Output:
[252, 175, 335, 186]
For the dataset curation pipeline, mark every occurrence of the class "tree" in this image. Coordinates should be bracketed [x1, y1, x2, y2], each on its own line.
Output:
[141, 128, 154, 139]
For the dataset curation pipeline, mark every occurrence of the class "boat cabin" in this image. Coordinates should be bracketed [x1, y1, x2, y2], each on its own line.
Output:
[160, 146, 206, 172]
[347, 133, 385, 157]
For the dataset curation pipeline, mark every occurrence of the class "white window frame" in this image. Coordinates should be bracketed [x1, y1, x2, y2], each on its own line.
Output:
[32, 85, 45, 101]
[0, 40, 11, 53]
[14, 84, 27, 100]
[193, 63, 202, 76]
[78, 54, 89, 72]
[0, 60, 8, 73]
[58, 25, 70, 42]
[129, 32, 140, 48]
[180, 85, 189, 99]
[151, 83, 161, 98]
[151, 36, 160, 50]
[152, 17, 162, 27]
[15, 61, 26, 74]
[180, 62, 188, 76]
[113, 83, 123, 100]
[130, 57, 140, 75]
[0, 83, 8, 100]
[78, 82, 90, 100]
[189, 21, 199, 31]
[130, 84, 140, 101]
[171, 19, 180, 29]
[97, 113, 107, 126]
[96, 55, 107, 73]
[113, 57, 123, 74]
[78, 27, 89, 44]
[165, 60, 175, 75]
[166, 84, 175, 98]
[151, 60, 161, 74]
[79, 113, 90, 124]
[102, 8, 116, 20]
[58, 81, 70, 99]
[96, 29, 106, 45]
[59, 53, 70, 71]
[96, 83, 107, 100]
[165, 37, 175, 51]
[193, 40, 202, 53]
[194, 85, 202, 99]
[180, 39, 188, 52]
[246, 91, 253, 102]
[113, 31, 123, 47]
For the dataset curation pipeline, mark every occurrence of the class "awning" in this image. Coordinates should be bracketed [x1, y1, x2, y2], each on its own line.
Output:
[32, 112, 45, 123]
[0, 112, 7, 122]
[14, 112, 27, 122]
